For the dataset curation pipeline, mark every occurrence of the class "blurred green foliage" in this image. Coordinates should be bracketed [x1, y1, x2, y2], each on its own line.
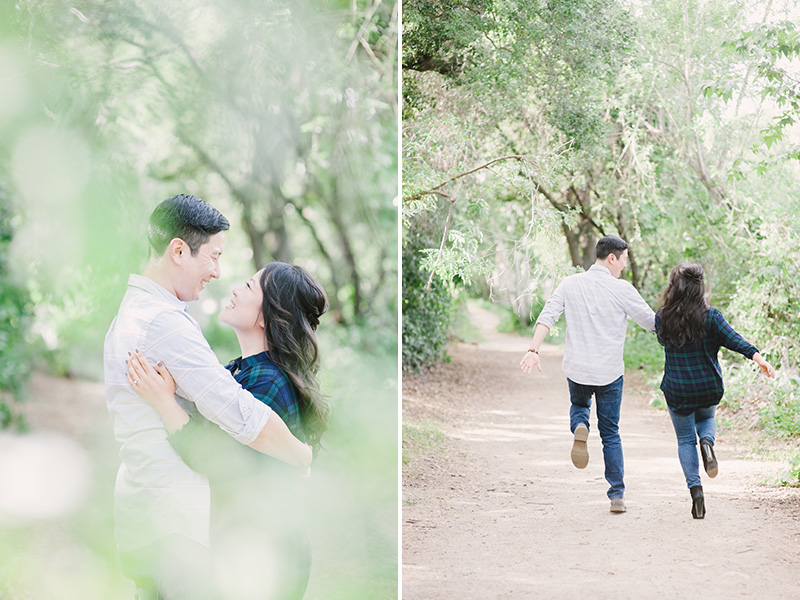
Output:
[1, 0, 398, 381]
[0, 0, 398, 598]
[623, 324, 664, 374]
[302, 341, 398, 599]
[0, 181, 32, 430]
[726, 221, 800, 372]
[0, 341, 397, 600]
[494, 296, 543, 337]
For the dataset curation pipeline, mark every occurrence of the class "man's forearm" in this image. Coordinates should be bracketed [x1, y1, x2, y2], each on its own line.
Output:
[520, 322, 550, 374]
[528, 322, 550, 352]
[248, 414, 313, 470]
[157, 400, 191, 434]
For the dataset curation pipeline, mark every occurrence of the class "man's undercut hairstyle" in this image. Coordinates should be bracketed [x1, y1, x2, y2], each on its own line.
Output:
[147, 194, 230, 257]
[595, 235, 629, 260]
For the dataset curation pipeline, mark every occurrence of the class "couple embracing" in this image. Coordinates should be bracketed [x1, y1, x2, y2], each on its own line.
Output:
[520, 235, 774, 519]
[104, 194, 328, 599]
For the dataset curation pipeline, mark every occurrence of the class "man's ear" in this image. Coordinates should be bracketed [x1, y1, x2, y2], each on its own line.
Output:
[168, 238, 186, 264]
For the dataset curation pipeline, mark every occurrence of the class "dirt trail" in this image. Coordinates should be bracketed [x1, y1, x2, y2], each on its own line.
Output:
[403, 304, 800, 599]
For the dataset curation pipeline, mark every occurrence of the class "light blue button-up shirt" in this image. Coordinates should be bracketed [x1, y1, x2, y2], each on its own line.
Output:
[104, 274, 272, 551]
[536, 265, 656, 386]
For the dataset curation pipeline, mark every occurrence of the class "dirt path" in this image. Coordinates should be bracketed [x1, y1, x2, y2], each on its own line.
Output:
[403, 304, 800, 599]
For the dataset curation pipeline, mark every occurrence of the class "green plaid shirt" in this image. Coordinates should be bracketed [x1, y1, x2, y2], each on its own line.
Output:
[655, 307, 758, 413]
[226, 351, 303, 439]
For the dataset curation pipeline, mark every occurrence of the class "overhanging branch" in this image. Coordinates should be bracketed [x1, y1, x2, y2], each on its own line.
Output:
[404, 155, 531, 203]
[406, 156, 532, 290]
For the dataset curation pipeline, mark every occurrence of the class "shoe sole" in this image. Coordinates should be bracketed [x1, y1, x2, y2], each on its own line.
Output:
[701, 444, 718, 478]
[571, 424, 589, 469]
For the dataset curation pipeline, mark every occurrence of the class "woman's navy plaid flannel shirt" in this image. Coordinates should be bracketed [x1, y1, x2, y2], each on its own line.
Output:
[655, 307, 758, 414]
[226, 351, 303, 438]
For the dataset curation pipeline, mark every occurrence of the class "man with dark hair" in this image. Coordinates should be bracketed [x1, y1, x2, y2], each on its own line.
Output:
[104, 194, 312, 599]
[147, 193, 231, 258]
[520, 234, 655, 514]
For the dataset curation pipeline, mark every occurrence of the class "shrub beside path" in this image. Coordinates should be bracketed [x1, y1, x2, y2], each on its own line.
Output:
[403, 304, 800, 599]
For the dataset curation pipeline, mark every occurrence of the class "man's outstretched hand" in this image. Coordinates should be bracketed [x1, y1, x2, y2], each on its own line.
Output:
[520, 351, 542, 375]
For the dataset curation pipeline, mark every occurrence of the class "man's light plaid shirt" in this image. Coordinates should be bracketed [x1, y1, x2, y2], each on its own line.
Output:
[104, 275, 274, 551]
[536, 265, 656, 386]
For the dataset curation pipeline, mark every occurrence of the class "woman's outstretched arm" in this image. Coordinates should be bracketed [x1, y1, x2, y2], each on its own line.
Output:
[709, 310, 775, 378]
[751, 352, 776, 378]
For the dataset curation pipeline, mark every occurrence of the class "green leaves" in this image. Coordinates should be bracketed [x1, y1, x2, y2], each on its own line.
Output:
[719, 21, 800, 160]
[0, 184, 32, 430]
[402, 0, 641, 370]
[403, 0, 800, 388]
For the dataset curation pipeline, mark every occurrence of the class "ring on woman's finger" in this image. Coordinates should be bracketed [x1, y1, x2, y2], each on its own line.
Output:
[133, 377, 140, 385]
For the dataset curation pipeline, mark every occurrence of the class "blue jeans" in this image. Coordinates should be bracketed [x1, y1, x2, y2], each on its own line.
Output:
[668, 405, 717, 489]
[567, 376, 625, 499]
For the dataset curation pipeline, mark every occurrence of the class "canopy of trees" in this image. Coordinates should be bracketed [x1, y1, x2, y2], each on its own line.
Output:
[0, 0, 397, 387]
[402, 0, 800, 428]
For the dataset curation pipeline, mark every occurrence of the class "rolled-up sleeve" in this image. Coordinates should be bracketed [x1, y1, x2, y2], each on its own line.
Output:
[623, 283, 656, 332]
[147, 312, 272, 445]
[536, 282, 567, 329]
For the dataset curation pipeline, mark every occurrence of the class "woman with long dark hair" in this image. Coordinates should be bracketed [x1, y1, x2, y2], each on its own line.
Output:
[127, 262, 329, 599]
[655, 263, 774, 519]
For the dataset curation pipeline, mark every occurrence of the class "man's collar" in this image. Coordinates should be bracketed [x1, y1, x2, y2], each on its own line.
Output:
[589, 264, 612, 275]
[127, 274, 188, 311]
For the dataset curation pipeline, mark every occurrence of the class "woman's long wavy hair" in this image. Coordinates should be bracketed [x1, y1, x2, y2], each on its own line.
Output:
[657, 263, 710, 347]
[259, 262, 330, 450]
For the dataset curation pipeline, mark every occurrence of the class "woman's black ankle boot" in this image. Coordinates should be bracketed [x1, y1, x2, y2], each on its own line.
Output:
[690, 485, 705, 519]
[700, 438, 718, 478]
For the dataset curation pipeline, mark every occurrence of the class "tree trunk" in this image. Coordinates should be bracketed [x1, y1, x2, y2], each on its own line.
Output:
[615, 207, 641, 290]
[562, 224, 581, 268]
[329, 181, 362, 318]
[267, 183, 292, 264]
[240, 200, 266, 270]
[292, 201, 347, 325]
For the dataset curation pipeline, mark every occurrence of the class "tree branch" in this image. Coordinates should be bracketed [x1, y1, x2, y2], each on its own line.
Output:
[402, 54, 463, 75]
[404, 155, 531, 203]
[405, 156, 531, 289]
[346, 0, 383, 65]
